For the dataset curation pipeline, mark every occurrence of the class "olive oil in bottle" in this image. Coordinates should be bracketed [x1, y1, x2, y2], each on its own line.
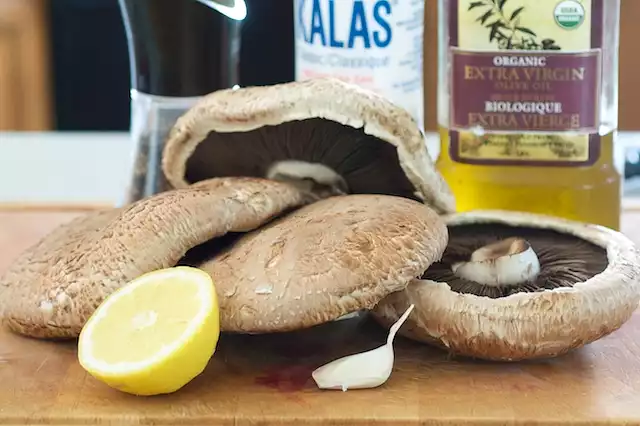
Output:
[436, 0, 622, 230]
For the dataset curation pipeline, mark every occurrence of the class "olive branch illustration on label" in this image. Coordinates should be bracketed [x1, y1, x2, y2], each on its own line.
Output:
[468, 0, 562, 50]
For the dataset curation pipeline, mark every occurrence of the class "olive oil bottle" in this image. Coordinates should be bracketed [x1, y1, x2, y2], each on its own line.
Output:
[436, 0, 622, 230]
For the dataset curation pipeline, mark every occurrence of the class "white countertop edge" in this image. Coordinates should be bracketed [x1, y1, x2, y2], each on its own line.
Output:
[0, 131, 638, 206]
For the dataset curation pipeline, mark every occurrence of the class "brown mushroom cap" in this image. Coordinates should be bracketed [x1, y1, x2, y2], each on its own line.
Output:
[192, 194, 448, 333]
[372, 210, 640, 361]
[0, 177, 308, 339]
[161, 77, 456, 214]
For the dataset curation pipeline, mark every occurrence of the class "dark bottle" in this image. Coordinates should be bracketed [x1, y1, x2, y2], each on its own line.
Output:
[117, 0, 246, 204]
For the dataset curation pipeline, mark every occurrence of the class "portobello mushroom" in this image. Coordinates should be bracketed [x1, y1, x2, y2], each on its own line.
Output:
[192, 194, 448, 333]
[161, 77, 455, 214]
[0, 177, 308, 339]
[373, 210, 640, 361]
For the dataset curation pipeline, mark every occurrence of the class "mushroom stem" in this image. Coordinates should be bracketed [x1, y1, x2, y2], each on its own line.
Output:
[266, 160, 349, 200]
[451, 237, 540, 287]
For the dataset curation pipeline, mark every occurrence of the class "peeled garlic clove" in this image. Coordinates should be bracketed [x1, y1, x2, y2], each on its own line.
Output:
[333, 310, 362, 322]
[312, 304, 415, 391]
[312, 345, 393, 391]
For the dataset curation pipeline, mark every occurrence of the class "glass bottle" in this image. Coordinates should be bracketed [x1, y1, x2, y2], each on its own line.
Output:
[436, 0, 622, 230]
[117, 0, 246, 205]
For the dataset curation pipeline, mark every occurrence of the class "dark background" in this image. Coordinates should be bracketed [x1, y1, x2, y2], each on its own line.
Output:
[46, 0, 639, 178]
[48, 0, 295, 131]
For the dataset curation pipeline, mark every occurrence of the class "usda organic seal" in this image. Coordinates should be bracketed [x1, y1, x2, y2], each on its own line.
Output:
[554, 0, 585, 29]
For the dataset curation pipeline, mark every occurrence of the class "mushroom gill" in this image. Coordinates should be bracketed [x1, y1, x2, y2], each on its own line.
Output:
[423, 223, 608, 298]
[161, 77, 456, 215]
[184, 118, 418, 202]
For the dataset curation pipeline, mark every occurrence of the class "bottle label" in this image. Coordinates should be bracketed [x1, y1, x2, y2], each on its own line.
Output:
[448, 0, 603, 166]
[294, 0, 425, 127]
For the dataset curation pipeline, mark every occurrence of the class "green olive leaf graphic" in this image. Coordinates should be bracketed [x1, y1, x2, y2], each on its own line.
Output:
[467, 0, 562, 51]
[516, 26, 537, 36]
[489, 21, 508, 41]
[510, 6, 524, 20]
[478, 9, 494, 24]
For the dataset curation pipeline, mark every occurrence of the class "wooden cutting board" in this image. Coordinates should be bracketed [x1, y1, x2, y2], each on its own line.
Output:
[1, 312, 639, 425]
[1, 208, 639, 425]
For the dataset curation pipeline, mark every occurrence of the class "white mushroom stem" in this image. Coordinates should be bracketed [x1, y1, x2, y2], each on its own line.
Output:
[265, 160, 349, 197]
[451, 237, 541, 287]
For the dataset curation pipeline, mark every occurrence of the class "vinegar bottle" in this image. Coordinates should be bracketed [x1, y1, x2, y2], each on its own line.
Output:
[435, 0, 622, 230]
[118, 0, 246, 204]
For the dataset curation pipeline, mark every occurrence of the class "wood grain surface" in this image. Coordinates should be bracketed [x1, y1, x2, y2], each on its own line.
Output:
[0, 209, 639, 425]
[0, 0, 52, 131]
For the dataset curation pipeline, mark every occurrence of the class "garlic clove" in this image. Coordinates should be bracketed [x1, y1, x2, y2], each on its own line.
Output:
[452, 238, 540, 287]
[312, 304, 415, 391]
[311, 345, 394, 391]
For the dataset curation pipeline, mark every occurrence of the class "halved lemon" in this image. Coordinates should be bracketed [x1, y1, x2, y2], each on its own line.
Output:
[78, 266, 220, 396]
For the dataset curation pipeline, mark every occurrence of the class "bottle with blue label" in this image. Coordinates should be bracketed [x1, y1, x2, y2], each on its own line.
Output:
[293, 0, 425, 128]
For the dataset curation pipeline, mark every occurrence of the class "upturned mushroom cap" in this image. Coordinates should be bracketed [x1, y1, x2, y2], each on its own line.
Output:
[161, 77, 456, 214]
[0, 177, 308, 339]
[194, 194, 449, 333]
[373, 210, 640, 361]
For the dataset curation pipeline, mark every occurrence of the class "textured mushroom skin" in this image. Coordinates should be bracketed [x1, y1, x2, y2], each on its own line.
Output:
[373, 210, 640, 361]
[196, 194, 449, 334]
[161, 77, 456, 215]
[0, 177, 308, 339]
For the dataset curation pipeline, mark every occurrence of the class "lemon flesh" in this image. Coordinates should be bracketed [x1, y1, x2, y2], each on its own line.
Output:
[78, 266, 220, 396]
